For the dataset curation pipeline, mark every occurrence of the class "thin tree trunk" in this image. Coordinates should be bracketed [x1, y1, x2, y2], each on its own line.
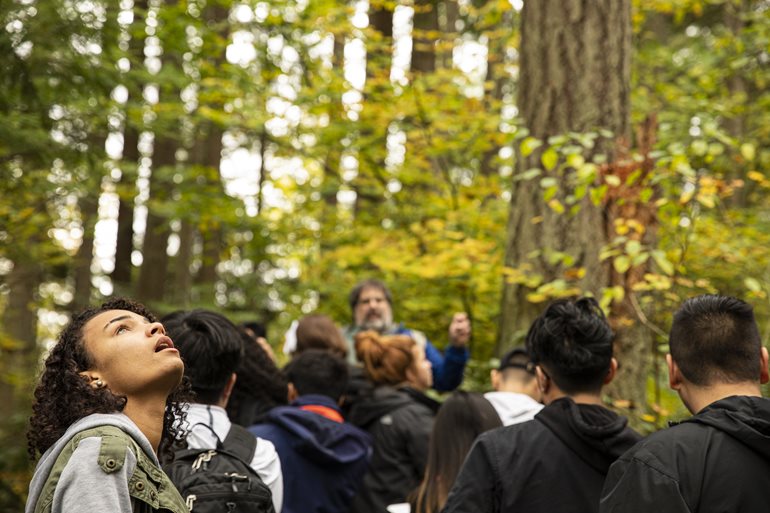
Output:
[72, 194, 98, 310]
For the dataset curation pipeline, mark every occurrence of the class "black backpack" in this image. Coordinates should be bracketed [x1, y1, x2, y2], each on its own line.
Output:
[164, 424, 275, 513]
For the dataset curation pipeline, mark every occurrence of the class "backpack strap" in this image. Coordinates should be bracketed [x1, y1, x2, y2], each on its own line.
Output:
[222, 424, 258, 464]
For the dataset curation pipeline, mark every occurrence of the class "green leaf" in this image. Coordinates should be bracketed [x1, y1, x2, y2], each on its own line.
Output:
[541, 147, 559, 171]
[741, 143, 756, 161]
[520, 137, 542, 157]
[652, 250, 674, 276]
[745, 277, 762, 292]
[613, 255, 630, 274]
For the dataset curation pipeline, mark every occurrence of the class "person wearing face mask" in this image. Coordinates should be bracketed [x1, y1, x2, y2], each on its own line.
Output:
[343, 279, 470, 392]
[25, 297, 191, 513]
[347, 331, 439, 513]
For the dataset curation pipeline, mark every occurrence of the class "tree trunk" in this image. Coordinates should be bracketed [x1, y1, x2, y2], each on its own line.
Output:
[725, 0, 750, 208]
[411, 0, 438, 73]
[172, 219, 194, 306]
[72, 194, 98, 310]
[499, 1, 645, 410]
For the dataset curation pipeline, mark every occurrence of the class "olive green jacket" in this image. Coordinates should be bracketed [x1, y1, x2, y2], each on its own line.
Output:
[26, 413, 187, 513]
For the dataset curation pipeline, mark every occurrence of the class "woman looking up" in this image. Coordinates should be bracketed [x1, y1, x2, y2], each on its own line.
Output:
[348, 330, 438, 513]
[25, 297, 191, 513]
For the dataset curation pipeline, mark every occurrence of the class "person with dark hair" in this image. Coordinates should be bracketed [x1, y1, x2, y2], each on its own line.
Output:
[240, 320, 277, 363]
[343, 279, 470, 391]
[484, 347, 542, 425]
[227, 329, 288, 427]
[443, 296, 641, 513]
[163, 309, 284, 512]
[600, 294, 770, 512]
[411, 391, 502, 513]
[25, 297, 191, 513]
[293, 314, 348, 358]
[248, 350, 372, 513]
[348, 330, 439, 513]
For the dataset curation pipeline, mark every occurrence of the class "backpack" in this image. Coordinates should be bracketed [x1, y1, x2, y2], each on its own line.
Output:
[163, 424, 275, 513]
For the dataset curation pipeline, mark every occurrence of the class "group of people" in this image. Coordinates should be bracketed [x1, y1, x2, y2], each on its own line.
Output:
[22, 278, 770, 513]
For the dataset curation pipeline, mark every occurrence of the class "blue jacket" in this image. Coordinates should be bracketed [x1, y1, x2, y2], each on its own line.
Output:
[345, 324, 469, 392]
[249, 395, 372, 513]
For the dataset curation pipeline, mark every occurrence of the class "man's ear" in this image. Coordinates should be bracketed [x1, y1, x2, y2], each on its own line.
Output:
[760, 347, 769, 385]
[667, 354, 683, 391]
[490, 369, 500, 391]
[287, 382, 298, 403]
[220, 373, 237, 407]
[603, 358, 618, 385]
[535, 366, 549, 396]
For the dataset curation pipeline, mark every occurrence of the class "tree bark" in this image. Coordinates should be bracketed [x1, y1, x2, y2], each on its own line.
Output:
[499, 1, 645, 410]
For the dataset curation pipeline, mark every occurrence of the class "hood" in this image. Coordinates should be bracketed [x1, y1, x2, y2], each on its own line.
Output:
[26, 412, 155, 513]
[347, 386, 416, 429]
[484, 391, 543, 426]
[685, 395, 770, 458]
[536, 397, 641, 474]
[266, 395, 372, 466]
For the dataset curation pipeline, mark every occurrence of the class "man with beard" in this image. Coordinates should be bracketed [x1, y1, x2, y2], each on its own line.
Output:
[343, 279, 470, 392]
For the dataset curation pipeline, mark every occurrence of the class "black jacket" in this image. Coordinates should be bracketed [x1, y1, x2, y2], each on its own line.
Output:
[600, 395, 770, 513]
[348, 386, 440, 513]
[442, 397, 641, 513]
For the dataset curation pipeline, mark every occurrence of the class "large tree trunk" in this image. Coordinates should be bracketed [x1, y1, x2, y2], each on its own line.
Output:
[72, 194, 98, 310]
[499, 1, 646, 410]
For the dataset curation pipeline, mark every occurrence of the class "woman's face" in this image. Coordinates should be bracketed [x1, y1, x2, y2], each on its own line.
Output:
[406, 344, 433, 391]
[81, 309, 184, 399]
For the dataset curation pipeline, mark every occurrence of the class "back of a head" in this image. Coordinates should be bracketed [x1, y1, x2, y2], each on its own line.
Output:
[354, 330, 415, 386]
[162, 309, 244, 404]
[497, 347, 536, 386]
[525, 297, 613, 395]
[670, 294, 762, 386]
[239, 320, 267, 340]
[284, 349, 349, 401]
[414, 392, 502, 513]
[295, 314, 348, 358]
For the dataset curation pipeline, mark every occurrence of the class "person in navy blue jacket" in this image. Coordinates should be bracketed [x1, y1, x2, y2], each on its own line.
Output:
[343, 279, 470, 392]
[249, 350, 372, 513]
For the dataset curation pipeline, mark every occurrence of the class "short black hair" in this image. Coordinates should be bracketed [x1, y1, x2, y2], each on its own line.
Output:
[525, 297, 613, 394]
[283, 349, 349, 401]
[498, 347, 535, 382]
[670, 294, 762, 386]
[162, 309, 244, 404]
[349, 279, 393, 313]
[239, 321, 267, 340]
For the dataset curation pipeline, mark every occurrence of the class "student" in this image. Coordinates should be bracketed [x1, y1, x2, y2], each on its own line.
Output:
[348, 330, 439, 513]
[343, 279, 470, 391]
[411, 391, 502, 513]
[442, 297, 641, 513]
[162, 309, 284, 513]
[25, 297, 189, 513]
[249, 350, 372, 513]
[600, 294, 770, 512]
[484, 347, 543, 425]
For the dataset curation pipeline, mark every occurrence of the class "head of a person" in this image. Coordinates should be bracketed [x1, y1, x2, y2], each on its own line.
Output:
[525, 296, 615, 400]
[239, 320, 267, 341]
[283, 349, 349, 403]
[349, 279, 394, 333]
[669, 295, 769, 391]
[28, 297, 190, 460]
[355, 330, 432, 390]
[490, 347, 539, 399]
[295, 314, 348, 358]
[162, 309, 244, 406]
[226, 329, 288, 426]
[413, 392, 502, 513]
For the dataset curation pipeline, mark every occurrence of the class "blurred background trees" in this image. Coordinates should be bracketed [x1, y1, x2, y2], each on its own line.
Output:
[2, 0, 770, 506]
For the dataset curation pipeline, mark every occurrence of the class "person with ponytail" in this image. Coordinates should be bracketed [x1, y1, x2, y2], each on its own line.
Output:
[348, 330, 438, 513]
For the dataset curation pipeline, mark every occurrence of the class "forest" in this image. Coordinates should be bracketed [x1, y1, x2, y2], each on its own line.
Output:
[2, 0, 769, 507]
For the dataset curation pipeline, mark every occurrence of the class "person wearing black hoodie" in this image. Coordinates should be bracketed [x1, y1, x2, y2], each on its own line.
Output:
[442, 297, 641, 513]
[348, 330, 440, 513]
[600, 294, 770, 513]
[248, 350, 372, 513]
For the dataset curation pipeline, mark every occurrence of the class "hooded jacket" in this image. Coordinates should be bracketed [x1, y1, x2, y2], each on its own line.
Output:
[600, 395, 770, 513]
[348, 386, 440, 513]
[248, 395, 372, 513]
[25, 413, 186, 513]
[484, 391, 543, 426]
[442, 397, 641, 513]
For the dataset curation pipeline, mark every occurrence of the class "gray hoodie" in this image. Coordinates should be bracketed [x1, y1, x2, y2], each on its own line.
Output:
[26, 413, 167, 513]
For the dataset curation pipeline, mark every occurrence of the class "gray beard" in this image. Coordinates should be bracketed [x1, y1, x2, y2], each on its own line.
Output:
[357, 318, 392, 333]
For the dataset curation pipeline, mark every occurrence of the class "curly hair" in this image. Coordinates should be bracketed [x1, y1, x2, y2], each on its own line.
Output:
[27, 297, 192, 461]
[355, 330, 416, 386]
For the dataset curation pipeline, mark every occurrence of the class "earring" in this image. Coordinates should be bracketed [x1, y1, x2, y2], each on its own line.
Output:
[94, 379, 105, 389]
